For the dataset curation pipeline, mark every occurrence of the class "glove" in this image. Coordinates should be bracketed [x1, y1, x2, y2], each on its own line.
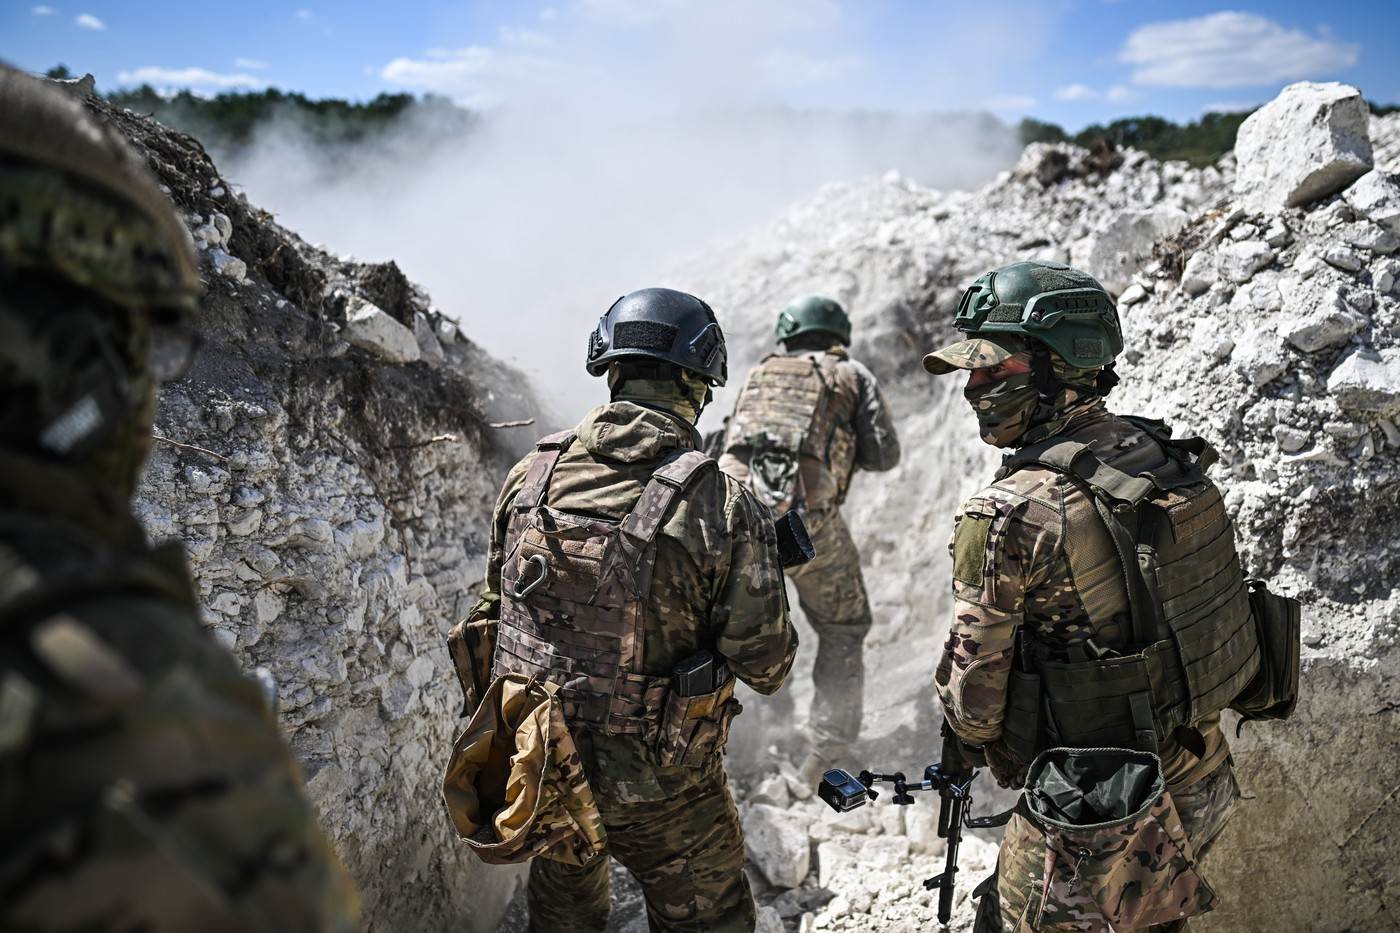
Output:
[984, 741, 1029, 789]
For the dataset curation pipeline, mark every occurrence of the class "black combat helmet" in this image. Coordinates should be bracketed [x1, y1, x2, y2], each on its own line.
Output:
[586, 287, 727, 386]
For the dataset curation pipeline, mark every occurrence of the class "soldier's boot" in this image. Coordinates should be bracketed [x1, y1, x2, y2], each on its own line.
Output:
[527, 851, 612, 933]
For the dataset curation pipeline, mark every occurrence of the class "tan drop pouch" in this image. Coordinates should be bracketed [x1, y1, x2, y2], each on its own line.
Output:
[998, 747, 1217, 931]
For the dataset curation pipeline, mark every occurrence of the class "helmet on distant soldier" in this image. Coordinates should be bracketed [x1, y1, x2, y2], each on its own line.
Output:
[775, 295, 851, 346]
[0, 65, 201, 487]
[923, 260, 1121, 375]
[586, 287, 727, 386]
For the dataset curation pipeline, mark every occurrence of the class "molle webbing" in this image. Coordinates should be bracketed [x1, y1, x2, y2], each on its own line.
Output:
[494, 436, 714, 736]
[1005, 427, 1258, 755]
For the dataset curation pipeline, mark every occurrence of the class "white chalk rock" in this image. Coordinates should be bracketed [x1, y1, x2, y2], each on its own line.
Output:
[756, 905, 785, 933]
[1344, 171, 1400, 234]
[1235, 82, 1373, 213]
[413, 312, 446, 367]
[208, 248, 248, 284]
[1280, 287, 1366, 352]
[344, 298, 421, 364]
[1328, 347, 1400, 414]
[751, 773, 791, 808]
[742, 804, 811, 889]
[1181, 250, 1216, 296]
[1231, 329, 1290, 386]
[1217, 240, 1275, 284]
[1080, 207, 1188, 293]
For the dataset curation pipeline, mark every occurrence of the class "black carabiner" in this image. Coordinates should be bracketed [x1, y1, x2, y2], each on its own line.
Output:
[509, 554, 549, 600]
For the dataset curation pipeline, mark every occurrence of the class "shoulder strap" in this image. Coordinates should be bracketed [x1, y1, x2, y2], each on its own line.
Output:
[1002, 440, 1162, 647]
[514, 431, 575, 511]
[619, 449, 715, 547]
[1005, 438, 1157, 508]
[1121, 415, 1220, 477]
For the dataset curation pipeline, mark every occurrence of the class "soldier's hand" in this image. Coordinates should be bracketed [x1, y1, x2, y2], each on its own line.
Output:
[984, 742, 1029, 789]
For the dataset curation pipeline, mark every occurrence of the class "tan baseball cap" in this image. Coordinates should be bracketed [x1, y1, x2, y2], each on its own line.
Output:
[922, 334, 1025, 374]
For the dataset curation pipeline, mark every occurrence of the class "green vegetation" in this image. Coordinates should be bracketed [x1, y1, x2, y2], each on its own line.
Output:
[1018, 111, 1249, 166]
[101, 82, 474, 154]
[1023, 99, 1400, 167]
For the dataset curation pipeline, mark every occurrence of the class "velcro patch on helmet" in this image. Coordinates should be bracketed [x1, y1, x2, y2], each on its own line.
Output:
[1074, 338, 1104, 358]
[613, 321, 677, 352]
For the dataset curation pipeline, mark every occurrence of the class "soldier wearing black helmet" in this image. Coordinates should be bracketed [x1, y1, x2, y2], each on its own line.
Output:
[718, 295, 900, 782]
[461, 288, 797, 931]
[0, 65, 358, 931]
[924, 260, 1295, 931]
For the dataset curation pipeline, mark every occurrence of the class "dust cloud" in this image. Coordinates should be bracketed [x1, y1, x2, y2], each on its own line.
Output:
[218, 1, 1027, 407]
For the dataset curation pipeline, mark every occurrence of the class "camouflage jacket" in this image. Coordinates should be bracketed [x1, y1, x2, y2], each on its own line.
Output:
[0, 454, 358, 932]
[475, 402, 797, 799]
[720, 347, 900, 510]
[935, 403, 1229, 790]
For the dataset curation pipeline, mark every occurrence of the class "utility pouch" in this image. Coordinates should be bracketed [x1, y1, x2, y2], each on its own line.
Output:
[1231, 579, 1301, 722]
[1002, 667, 1042, 764]
[655, 674, 741, 768]
[447, 616, 499, 718]
[1038, 641, 1186, 753]
[999, 747, 1217, 931]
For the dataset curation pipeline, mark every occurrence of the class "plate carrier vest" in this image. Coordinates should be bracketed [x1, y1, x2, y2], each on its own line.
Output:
[491, 431, 715, 736]
[1000, 418, 1262, 759]
[725, 351, 857, 515]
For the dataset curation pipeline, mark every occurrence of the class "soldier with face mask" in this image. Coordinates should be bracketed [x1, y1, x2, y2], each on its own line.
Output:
[0, 67, 358, 930]
[464, 288, 797, 932]
[924, 261, 1293, 931]
[718, 296, 899, 782]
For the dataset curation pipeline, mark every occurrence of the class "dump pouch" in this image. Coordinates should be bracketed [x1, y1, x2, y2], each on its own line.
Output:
[654, 675, 742, 768]
[447, 615, 499, 718]
[1231, 579, 1301, 722]
[998, 747, 1217, 931]
[441, 673, 606, 866]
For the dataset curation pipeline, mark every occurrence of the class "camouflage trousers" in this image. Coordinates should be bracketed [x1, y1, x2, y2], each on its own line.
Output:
[526, 756, 753, 933]
[980, 756, 1241, 932]
[784, 506, 872, 751]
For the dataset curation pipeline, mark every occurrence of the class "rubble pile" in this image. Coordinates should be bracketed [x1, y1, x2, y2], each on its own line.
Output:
[86, 90, 543, 931]
[679, 82, 1400, 931]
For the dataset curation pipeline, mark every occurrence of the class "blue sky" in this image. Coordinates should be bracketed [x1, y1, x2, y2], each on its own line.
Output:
[4, 0, 1398, 130]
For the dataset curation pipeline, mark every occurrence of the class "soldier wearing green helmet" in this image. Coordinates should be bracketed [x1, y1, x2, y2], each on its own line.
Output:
[925, 260, 1291, 931]
[719, 294, 899, 782]
[0, 65, 358, 931]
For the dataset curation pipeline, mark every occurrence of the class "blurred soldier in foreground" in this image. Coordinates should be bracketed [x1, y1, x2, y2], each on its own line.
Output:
[0, 66, 358, 931]
[719, 296, 899, 780]
[461, 288, 796, 932]
[925, 261, 1296, 931]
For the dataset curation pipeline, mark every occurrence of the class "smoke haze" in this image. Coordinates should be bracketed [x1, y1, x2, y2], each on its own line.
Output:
[216, 1, 1031, 407]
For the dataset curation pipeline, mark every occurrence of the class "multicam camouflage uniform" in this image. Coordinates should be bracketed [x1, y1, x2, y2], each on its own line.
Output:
[938, 401, 1241, 931]
[720, 343, 899, 756]
[475, 399, 797, 932]
[0, 66, 357, 931]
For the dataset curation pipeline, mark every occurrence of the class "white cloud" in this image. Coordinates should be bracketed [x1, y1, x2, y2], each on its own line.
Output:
[1203, 100, 1256, 114]
[116, 66, 264, 90]
[1054, 83, 1098, 101]
[984, 94, 1036, 111]
[379, 47, 524, 105]
[499, 26, 553, 49]
[31, 5, 56, 15]
[539, 7, 558, 21]
[1120, 11, 1359, 88]
[74, 12, 103, 29]
[234, 57, 269, 70]
[1105, 84, 1136, 102]
[295, 8, 313, 21]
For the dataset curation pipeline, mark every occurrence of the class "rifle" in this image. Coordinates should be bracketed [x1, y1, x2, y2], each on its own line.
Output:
[816, 721, 1006, 925]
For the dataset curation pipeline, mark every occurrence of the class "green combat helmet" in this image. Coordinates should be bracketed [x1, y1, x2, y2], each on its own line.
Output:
[775, 295, 851, 346]
[923, 260, 1121, 375]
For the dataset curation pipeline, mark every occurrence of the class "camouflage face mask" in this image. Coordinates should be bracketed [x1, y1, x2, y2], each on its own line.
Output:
[964, 370, 1040, 447]
[608, 366, 711, 424]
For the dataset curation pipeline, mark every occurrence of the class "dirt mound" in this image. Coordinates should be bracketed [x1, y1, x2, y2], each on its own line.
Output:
[85, 85, 546, 932]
